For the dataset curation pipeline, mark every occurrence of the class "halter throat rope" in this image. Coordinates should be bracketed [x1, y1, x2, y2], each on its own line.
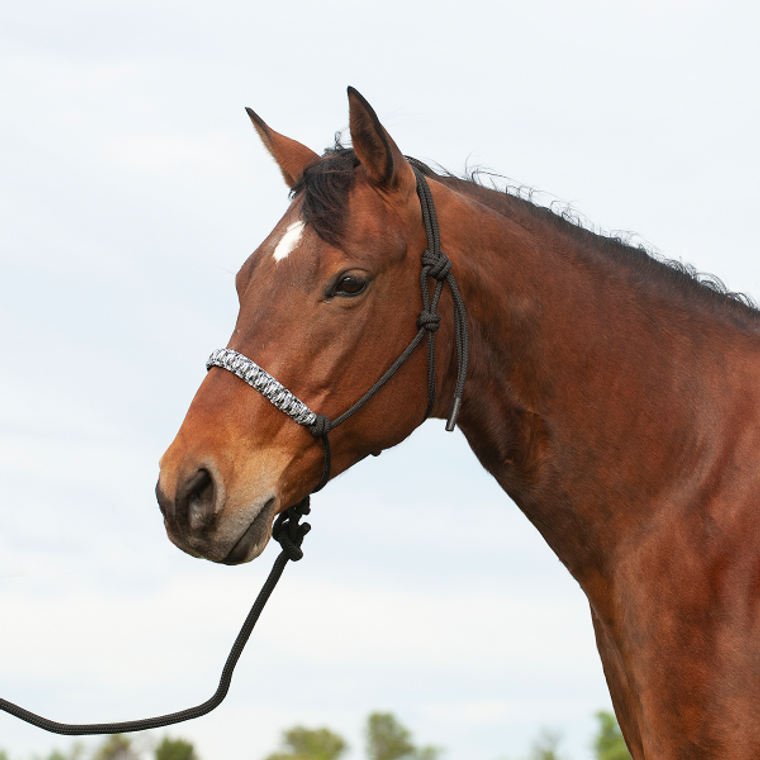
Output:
[206, 163, 469, 491]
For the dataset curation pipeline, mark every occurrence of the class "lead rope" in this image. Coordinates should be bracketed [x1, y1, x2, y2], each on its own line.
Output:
[0, 499, 312, 736]
[1, 162, 469, 737]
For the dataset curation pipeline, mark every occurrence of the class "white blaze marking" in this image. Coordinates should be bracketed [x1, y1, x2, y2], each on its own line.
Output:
[273, 221, 305, 262]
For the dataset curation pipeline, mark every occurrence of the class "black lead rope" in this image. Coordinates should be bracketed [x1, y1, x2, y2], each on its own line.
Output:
[0, 499, 312, 736]
[1, 162, 469, 738]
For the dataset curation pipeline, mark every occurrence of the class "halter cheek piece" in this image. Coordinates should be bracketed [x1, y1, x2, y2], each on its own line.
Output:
[207, 163, 469, 493]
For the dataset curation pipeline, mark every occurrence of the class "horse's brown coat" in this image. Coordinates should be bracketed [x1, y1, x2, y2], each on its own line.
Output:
[157, 88, 760, 758]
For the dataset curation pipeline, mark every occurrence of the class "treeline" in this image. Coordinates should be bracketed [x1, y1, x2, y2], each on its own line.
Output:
[260, 712, 631, 760]
[0, 710, 631, 760]
[0, 736, 196, 760]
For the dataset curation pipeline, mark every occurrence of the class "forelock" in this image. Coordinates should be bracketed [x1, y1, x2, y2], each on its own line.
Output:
[290, 145, 360, 246]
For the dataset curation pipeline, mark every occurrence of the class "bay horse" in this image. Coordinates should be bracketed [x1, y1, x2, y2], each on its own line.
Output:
[156, 88, 760, 759]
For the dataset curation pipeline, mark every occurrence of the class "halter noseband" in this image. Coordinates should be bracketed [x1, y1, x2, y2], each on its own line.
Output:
[206, 163, 469, 492]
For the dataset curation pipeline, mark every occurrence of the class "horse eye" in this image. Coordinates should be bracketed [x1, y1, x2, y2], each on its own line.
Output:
[335, 275, 367, 296]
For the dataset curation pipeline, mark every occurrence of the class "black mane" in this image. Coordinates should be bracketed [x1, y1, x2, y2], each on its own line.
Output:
[291, 145, 759, 321]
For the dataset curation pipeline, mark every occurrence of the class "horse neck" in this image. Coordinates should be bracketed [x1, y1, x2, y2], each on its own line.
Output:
[433, 178, 760, 590]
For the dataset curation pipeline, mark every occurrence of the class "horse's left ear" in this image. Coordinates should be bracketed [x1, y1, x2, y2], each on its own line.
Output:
[347, 87, 416, 196]
[245, 107, 320, 189]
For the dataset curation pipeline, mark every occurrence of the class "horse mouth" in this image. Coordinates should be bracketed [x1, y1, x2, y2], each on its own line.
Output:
[223, 497, 276, 565]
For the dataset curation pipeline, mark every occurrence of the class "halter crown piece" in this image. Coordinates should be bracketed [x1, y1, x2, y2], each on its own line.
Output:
[207, 162, 470, 492]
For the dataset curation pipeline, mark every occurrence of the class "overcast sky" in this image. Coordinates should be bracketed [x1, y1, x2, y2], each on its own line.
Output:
[1, 2, 759, 760]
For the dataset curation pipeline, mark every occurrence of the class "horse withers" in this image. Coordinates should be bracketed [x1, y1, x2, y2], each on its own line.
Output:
[156, 88, 760, 759]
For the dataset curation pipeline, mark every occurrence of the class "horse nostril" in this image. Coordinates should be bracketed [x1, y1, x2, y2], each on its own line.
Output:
[180, 468, 217, 531]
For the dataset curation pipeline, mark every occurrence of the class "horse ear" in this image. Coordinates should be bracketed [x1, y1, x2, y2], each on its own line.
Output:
[347, 87, 416, 195]
[245, 107, 320, 189]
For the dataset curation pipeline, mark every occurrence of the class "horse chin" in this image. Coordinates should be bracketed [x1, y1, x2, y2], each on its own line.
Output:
[221, 498, 275, 565]
[163, 495, 276, 565]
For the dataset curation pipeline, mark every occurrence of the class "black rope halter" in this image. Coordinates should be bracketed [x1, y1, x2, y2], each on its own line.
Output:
[207, 163, 469, 492]
[0, 162, 469, 736]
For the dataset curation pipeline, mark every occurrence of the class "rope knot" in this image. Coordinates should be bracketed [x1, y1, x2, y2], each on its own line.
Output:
[417, 311, 441, 332]
[308, 413, 331, 439]
[272, 497, 312, 561]
[421, 250, 452, 281]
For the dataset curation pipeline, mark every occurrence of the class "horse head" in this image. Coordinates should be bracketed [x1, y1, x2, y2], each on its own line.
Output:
[156, 89, 460, 564]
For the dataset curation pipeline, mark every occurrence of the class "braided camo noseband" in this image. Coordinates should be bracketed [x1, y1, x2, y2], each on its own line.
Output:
[207, 164, 469, 492]
[206, 349, 317, 428]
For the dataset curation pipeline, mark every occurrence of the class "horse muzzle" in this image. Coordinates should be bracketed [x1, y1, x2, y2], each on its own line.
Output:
[155, 462, 277, 564]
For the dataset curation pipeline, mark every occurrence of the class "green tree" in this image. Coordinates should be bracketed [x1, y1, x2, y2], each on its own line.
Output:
[0, 750, 9, 760]
[91, 736, 139, 760]
[365, 712, 441, 760]
[593, 711, 632, 760]
[155, 737, 197, 760]
[264, 725, 347, 760]
[527, 728, 565, 760]
[39, 742, 85, 760]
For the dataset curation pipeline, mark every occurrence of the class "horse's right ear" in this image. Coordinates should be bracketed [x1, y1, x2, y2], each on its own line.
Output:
[347, 87, 416, 197]
[245, 108, 319, 189]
